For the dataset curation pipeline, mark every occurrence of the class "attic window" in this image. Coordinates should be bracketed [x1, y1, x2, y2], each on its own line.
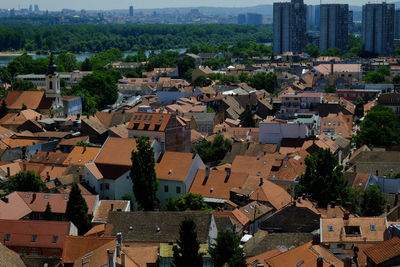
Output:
[25, 194, 31, 198]
[133, 123, 140, 130]
[154, 124, 161, 131]
[370, 225, 376, 231]
[344, 226, 361, 236]
[148, 116, 153, 120]
[5, 234, 10, 241]
[31, 235, 37, 242]
[144, 124, 150, 130]
[296, 260, 304, 267]
[328, 225, 333, 232]
[159, 116, 164, 121]
[64, 195, 68, 200]
[44, 195, 50, 199]
[52, 235, 59, 243]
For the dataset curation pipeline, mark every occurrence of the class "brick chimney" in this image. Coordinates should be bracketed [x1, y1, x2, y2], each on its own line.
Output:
[317, 256, 324, 267]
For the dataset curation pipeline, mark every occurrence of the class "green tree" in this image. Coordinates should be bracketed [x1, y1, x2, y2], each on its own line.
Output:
[363, 66, 391, 84]
[56, 53, 79, 72]
[354, 97, 365, 119]
[12, 80, 36, 91]
[306, 43, 320, 58]
[193, 76, 211, 87]
[130, 136, 158, 211]
[195, 134, 232, 163]
[354, 105, 400, 147]
[177, 56, 195, 77]
[65, 184, 92, 235]
[361, 185, 386, 216]
[209, 231, 247, 267]
[296, 148, 348, 207]
[72, 70, 118, 113]
[163, 193, 210, 211]
[173, 218, 203, 267]
[0, 100, 8, 119]
[2, 171, 45, 194]
[249, 72, 277, 93]
[393, 75, 400, 84]
[325, 85, 336, 93]
[43, 202, 53, 221]
[240, 106, 256, 127]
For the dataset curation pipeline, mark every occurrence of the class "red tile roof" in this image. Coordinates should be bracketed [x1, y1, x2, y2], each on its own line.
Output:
[156, 152, 197, 181]
[127, 112, 172, 132]
[363, 237, 400, 264]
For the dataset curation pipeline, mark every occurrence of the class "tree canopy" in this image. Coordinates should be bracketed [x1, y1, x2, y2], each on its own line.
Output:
[130, 136, 159, 211]
[240, 106, 256, 127]
[363, 66, 391, 84]
[354, 105, 400, 147]
[195, 134, 232, 164]
[296, 148, 348, 208]
[209, 230, 247, 267]
[361, 185, 386, 216]
[1, 170, 45, 194]
[173, 218, 203, 267]
[163, 193, 210, 211]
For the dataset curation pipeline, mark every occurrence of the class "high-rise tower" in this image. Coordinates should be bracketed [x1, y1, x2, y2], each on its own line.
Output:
[320, 4, 349, 52]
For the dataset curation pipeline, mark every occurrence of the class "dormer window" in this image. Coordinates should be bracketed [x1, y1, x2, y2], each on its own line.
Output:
[344, 226, 361, 237]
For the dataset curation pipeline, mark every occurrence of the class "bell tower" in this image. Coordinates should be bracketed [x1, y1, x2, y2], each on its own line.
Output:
[45, 52, 63, 115]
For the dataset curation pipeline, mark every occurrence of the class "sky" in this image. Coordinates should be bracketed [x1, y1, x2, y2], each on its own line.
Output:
[0, 0, 396, 11]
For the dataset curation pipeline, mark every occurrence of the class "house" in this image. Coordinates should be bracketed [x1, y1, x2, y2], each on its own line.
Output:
[0, 109, 44, 131]
[191, 66, 213, 81]
[279, 92, 322, 116]
[378, 92, 400, 116]
[91, 200, 130, 224]
[320, 216, 387, 250]
[259, 205, 320, 233]
[184, 112, 217, 135]
[310, 63, 362, 90]
[84, 137, 163, 201]
[0, 191, 98, 221]
[62, 96, 82, 116]
[104, 211, 218, 244]
[127, 112, 191, 152]
[363, 237, 400, 267]
[94, 111, 133, 129]
[265, 241, 346, 267]
[190, 168, 248, 205]
[348, 151, 400, 176]
[61, 236, 116, 266]
[63, 146, 100, 166]
[80, 118, 108, 144]
[155, 151, 205, 204]
[0, 219, 77, 257]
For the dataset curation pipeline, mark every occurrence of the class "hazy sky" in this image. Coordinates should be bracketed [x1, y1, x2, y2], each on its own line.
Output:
[0, 0, 395, 11]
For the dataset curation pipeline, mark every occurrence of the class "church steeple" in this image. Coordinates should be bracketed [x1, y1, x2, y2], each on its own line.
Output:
[46, 52, 57, 76]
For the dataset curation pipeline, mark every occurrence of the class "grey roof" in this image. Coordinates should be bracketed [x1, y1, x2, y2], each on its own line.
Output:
[350, 151, 400, 175]
[105, 211, 213, 243]
[244, 231, 313, 257]
[184, 112, 216, 122]
[81, 118, 108, 135]
[223, 142, 277, 163]
[0, 243, 26, 267]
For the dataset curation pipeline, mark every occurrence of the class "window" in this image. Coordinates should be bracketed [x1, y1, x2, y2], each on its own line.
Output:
[31, 235, 37, 242]
[370, 225, 376, 231]
[176, 186, 181, 194]
[164, 185, 169, 193]
[52, 236, 58, 243]
[105, 183, 110, 190]
[344, 226, 361, 237]
[328, 226, 333, 232]
[4, 234, 10, 241]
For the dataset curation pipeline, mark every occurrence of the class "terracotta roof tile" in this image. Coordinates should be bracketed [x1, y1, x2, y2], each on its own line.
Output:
[249, 179, 292, 210]
[95, 137, 137, 167]
[190, 169, 248, 200]
[156, 152, 198, 181]
[92, 200, 130, 223]
[363, 237, 400, 264]
[63, 146, 100, 166]
[8, 91, 46, 110]
[127, 112, 172, 132]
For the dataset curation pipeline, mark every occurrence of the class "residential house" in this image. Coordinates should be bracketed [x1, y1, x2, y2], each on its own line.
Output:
[378, 92, 400, 116]
[155, 151, 205, 204]
[348, 151, 400, 176]
[83, 137, 162, 200]
[91, 200, 130, 224]
[0, 109, 43, 131]
[363, 237, 400, 267]
[184, 112, 217, 135]
[191, 66, 213, 81]
[320, 216, 387, 250]
[265, 241, 346, 267]
[127, 112, 191, 152]
[63, 146, 100, 166]
[62, 96, 82, 116]
[0, 219, 77, 257]
[104, 211, 218, 245]
[0, 191, 98, 221]
[142, 68, 179, 82]
[310, 63, 362, 90]
[279, 92, 322, 117]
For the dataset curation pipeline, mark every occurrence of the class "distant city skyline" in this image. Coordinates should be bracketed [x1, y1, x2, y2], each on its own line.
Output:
[1, 0, 399, 11]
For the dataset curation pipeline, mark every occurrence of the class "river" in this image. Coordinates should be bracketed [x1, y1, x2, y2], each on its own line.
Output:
[0, 48, 187, 67]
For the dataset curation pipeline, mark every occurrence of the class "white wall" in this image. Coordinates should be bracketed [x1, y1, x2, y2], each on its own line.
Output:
[259, 122, 308, 144]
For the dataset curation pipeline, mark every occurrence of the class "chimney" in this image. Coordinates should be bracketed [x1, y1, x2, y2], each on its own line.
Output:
[120, 252, 126, 267]
[376, 170, 379, 176]
[111, 204, 114, 211]
[224, 168, 231, 183]
[77, 113, 81, 120]
[330, 63, 334, 75]
[203, 167, 210, 185]
[30, 193, 37, 204]
[6, 167, 10, 177]
[312, 233, 320, 245]
[106, 249, 113, 267]
[317, 256, 324, 267]
[343, 211, 350, 220]
[330, 201, 336, 208]
[116, 232, 122, 257]
[1, 197, 8, 203]
[46, 172, 50, 181]
[259, 178, 264, 186]
[83, 146, 87, 153]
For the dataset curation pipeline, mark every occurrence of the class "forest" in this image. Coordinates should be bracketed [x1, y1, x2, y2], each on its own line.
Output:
[0, 23, 272, 53]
